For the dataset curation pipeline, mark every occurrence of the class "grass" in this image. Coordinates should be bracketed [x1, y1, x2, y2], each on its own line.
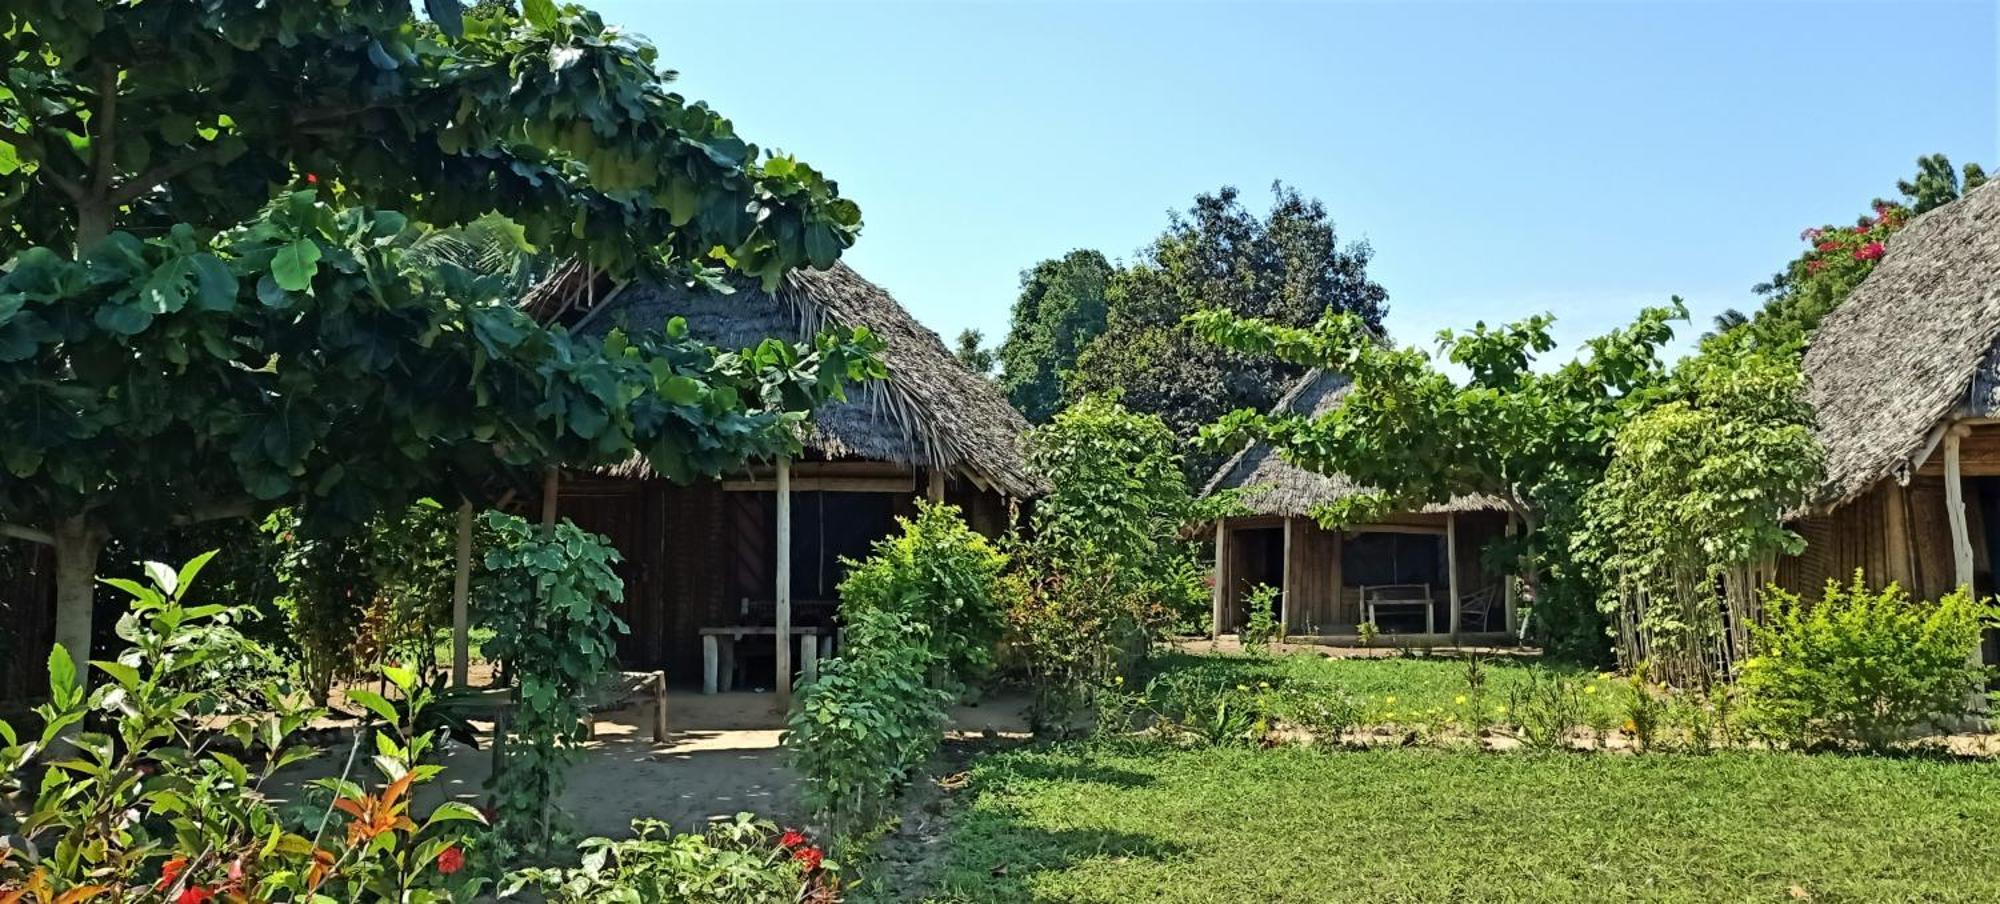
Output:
[1142, 649, 1632, 730]
[914, 743, 2000, 902]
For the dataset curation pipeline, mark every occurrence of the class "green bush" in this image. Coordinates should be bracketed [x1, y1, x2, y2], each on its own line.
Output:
[1740, 572, 1991, 751]
[836, 501, 1010, 690]
[502, 815, 835, 903]
[1240, 584, 1282, 652]
[477, 511, 628, 852]
[786, 609, 953, 834]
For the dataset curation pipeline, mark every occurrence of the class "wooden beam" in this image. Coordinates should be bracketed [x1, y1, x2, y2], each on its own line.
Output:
[1211, 521, 1228, 637]
[540, 467, 560, 532]
[775, 457, 794, 711]
[452, 501, 473, 688]
[1280, 517, 1295, 634]
[721, 475, 917, 493]
[926, 470, 947, 503]
[1947, 428, 1975, 591]
[1446, 512, 1463, 639]
[1884, 481, 1915, 589]
[1503, 514, 1520, 635]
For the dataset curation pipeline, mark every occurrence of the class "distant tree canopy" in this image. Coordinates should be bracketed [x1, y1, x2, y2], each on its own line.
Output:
[1713, 154, 1987, 349]
[997, 250, 1114, 422]
[952, 328, 996, 377]
[999, 184, 1387, 476]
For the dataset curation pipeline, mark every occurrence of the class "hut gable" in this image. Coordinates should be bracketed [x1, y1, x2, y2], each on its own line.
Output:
[1200, 369, 1503, 516]
[1804, 180, 2000, 510]
[551, 263, 1038, 498]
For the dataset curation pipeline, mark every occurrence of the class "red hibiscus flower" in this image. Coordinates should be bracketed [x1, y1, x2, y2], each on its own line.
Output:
[437, 846, 465, 875]
[1854, 241, 1885, 261]
[779, 829, 808, 849]
[177, 886, 214, 904]
[158, 856, 188, 889]
[793, 845, 824, 871]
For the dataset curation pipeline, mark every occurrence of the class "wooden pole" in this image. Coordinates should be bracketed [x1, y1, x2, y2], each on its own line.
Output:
[1503, 514, 1520, 636]
[1945, 428, 1986, 684]
[1884, 480, 1915, 589]
[775, 457, 793, 711]
[1211, 520, 1229, 638]
[1446, 512, 1462, 639]
[1947, 428, 1974, 592]
[1279, 517, 1295, 635]
[540, 467, 560, 532]
[452, 500, 473, 688]
[926, 470, 946, 503]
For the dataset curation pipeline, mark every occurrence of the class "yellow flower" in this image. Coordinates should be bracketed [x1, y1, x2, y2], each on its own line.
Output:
[1114, 675, 1124, 685]
[1585, 685, 1598, 695]
[1385, 711, 1397, 720]
[1257, 682, 1271, 690]
[1385, 696, 1397, 705]
[1495, 705, 1509, 715]
[1454, 695, 1468, 706]
[1236, 684, 1249, 692]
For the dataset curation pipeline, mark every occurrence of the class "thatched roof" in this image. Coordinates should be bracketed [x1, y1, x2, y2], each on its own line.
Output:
[1200, 370, 1507, 517]
[1804, 180, 2000, 510]
[537, 262, 1038, 498]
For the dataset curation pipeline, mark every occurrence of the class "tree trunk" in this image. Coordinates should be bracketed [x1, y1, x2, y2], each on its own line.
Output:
[51, 517, 105, 685]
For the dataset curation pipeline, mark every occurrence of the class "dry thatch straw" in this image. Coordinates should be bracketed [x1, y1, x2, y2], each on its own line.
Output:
[525, 262, 1038, 498]
[1804, 180, 2000, 511]
[1200, 370, 1506, 516]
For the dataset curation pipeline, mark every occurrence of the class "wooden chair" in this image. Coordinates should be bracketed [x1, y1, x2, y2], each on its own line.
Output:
[1457, 584, 1502, 632]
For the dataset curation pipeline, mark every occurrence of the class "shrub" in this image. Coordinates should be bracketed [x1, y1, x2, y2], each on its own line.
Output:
[1240, 584, 1282, 653]
[502, 815, 837, 903]
[1740, 572, 1991, 751]
[836, 501, 1010, 690]
[786, 609, 953, 835]
[1507, 667, 1586, 750]
[477, 512, 628, 852]
[1006, 553, 1152, 736]
[0, 555, 486, 902]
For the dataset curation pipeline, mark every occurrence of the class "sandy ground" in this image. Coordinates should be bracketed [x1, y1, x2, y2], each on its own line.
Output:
[272, 689, 1031, 838]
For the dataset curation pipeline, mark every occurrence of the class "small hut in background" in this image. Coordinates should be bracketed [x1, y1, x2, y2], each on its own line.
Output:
[1200, 371, 1518, 643]
[1778, 179, 2000, 663]
[526, 262, 1037, 697]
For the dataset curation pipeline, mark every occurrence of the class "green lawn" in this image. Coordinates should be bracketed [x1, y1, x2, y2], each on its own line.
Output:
[912, 744, 2000, 903]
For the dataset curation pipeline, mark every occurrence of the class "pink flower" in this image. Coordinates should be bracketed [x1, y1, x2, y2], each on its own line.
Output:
[1800, 227, 1824, 242]
[1854, 242, 1885, 261]
[1807, 259, 1827, 273]
[1815, 241, 1840, 252]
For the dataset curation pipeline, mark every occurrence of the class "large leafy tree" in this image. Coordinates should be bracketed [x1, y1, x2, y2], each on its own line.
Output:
[1070, 184, 1387, 473]
[996, 249, 1114, 422]
[0, 1, 877, 677]
[1192, 303, 1685, 661]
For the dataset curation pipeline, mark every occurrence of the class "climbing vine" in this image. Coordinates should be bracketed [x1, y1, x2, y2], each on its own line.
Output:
[476, 511, 627, 853]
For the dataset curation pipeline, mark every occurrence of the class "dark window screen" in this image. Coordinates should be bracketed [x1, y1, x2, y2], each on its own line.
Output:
[1341, 532, 1444, 587]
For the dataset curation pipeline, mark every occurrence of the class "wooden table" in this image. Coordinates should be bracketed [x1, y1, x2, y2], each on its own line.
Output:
[699, 626, 836, 694]
[444, 670, 669, 774]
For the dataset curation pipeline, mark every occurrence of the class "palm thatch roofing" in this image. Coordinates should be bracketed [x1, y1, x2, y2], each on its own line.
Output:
[1200, 370, 1507, 517]
[527, 262, 1038, 498]
[1804, 180, 2000, 511]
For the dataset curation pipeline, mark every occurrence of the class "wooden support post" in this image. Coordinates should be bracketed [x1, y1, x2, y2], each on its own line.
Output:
[1211, 520, 1229, 637]
[1503, 515, 1521, 636]
[926, 470, 946, 503]
[1885, 480, 1915, 589]
[540, 467, 560, 532]
[775, 457, 794, 712]
[1947, 428, 1975, 592]
[1279, 517, 1295, 635]
[702, 636, 719, 695]
[1945, 428, 1986, 689]
[800, 633, 819, 686]
[451, 500, 473, 688]
[1446, 512, 1463, 640]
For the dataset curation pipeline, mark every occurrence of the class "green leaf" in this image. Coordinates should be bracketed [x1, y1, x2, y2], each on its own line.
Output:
[426, 0, 465, 37]
[523, 0, 558, 29]
[346, 689, 401, 726]
[270, 239, 322, 292]
[660, 375, 702, 406]
[47, 645, 76, 699]
[190, 254, 237, 311]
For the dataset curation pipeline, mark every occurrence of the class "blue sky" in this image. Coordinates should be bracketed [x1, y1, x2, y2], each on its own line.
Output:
[591, 0, 1998, 363]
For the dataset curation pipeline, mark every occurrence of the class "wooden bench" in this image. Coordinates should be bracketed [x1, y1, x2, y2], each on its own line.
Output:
[699, 626, 836, 694]
[442, 669, 669, 774]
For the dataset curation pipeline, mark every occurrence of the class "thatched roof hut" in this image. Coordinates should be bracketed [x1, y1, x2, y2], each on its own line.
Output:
[1803, 180, 2000, 512]
[531, 262, 1037, 499]
[1200, 369, 1506, 516]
